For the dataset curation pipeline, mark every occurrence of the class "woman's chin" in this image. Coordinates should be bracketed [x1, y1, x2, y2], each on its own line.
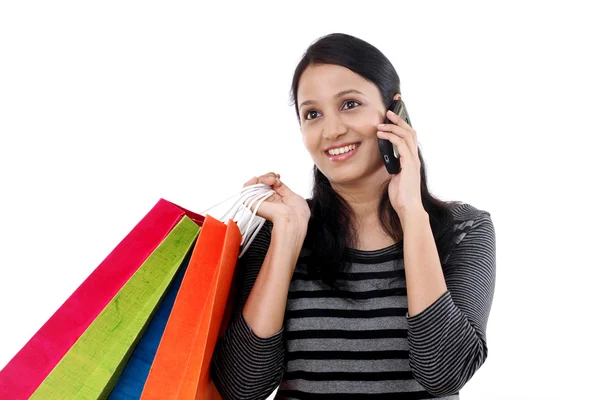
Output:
[324, 167, 367, 185]
[324, 163, 388, 186]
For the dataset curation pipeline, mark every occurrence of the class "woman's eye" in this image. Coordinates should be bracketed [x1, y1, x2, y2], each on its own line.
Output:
[305, 110, 320, 120]
[304, 101, 359, 120]
[343, 100, 360, 110]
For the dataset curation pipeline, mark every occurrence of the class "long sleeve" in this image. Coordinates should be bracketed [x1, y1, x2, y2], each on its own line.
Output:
[406, 209, 496, 396]
[210, 221, 286, 400]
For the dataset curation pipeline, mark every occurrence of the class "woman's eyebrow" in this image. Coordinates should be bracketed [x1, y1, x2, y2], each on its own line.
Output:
[299, 89, 366, 109]
[335, 89, 365, 98]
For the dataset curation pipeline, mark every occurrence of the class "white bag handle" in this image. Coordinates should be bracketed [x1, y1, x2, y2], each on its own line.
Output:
[237, 189, 274, 258]
[199, 183, 275, 258]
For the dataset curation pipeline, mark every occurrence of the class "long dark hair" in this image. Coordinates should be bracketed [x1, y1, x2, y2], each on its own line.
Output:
[290, 33, 459, 288]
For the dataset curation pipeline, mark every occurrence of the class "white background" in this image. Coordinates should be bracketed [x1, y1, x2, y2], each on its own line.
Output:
[1, 1, 599, 399]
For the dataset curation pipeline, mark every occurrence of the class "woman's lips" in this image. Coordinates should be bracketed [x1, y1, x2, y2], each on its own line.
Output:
[325, 144, 360, 162]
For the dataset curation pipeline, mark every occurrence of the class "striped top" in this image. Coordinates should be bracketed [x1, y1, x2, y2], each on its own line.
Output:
[210, 203, 496, 399]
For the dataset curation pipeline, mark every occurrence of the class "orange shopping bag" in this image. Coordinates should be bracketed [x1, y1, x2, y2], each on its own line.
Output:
[141, 183, 275, 400]
[140, 216, 239, 400]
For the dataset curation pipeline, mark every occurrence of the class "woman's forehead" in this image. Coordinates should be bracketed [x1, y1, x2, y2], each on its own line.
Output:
[298, 64, 376, 102]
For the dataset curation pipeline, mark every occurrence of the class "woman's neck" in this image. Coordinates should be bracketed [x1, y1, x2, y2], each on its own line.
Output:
[330, 167, 390, 226]
[327, 167, 402, 251]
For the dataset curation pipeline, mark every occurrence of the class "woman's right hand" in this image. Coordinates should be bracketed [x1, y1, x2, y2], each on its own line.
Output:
[243, 172, 310, 230]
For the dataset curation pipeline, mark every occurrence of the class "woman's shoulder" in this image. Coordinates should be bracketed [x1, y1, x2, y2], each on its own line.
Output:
[445, 201, 494, 251]
[448, 201, 491, 223]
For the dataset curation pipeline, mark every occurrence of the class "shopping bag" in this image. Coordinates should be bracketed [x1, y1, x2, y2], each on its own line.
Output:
[193, 218, 243, 399]
[29, 215, 201, 400]
[106, 184, 273, 400]
[0, 199, 204, 400]
[108, 249, 192, 400]
[140, 215, 241, 400]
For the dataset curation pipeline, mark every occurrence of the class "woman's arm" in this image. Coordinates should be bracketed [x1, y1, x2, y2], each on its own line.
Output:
[210, 219, 307, 400]
[402, 209, 496, 396]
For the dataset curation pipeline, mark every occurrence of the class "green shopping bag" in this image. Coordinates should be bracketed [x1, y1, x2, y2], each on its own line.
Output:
[29, 215, 201, 400]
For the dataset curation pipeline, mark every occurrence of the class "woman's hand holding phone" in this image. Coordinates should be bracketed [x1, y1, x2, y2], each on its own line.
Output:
[377, 104, 425, 219]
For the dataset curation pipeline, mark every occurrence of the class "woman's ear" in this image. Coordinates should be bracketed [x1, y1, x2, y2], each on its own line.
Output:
[393, 93, 402, 101]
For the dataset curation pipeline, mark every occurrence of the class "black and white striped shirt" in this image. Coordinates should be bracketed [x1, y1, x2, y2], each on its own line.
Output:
[210, 203, 496, 399]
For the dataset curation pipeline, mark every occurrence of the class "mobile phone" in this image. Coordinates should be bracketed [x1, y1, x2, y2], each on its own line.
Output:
[378, 99, 412, 174]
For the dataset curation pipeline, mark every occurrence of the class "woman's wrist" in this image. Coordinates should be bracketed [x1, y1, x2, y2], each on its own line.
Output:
[272, 217, 308, 247]
[268, 219, 307, 283]
[273, 211, 308, 233]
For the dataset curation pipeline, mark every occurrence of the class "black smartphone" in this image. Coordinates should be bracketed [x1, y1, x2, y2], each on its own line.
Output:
[378, 99, 412, 174]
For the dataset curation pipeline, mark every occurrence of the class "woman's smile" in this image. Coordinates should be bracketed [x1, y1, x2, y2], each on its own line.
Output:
[324, 142, 361, 162]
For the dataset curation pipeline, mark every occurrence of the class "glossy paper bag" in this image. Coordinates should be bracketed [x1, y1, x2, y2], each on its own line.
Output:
[0, 199, 203, 400]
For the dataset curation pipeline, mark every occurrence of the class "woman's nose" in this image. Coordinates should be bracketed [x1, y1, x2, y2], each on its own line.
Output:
[322, 115, 348, 140]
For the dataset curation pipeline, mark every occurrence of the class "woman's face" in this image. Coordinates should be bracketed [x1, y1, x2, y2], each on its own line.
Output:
[297, 63, 390, 185]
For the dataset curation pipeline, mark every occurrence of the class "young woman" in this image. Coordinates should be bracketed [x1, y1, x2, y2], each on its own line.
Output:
[210, 33, 496, 400]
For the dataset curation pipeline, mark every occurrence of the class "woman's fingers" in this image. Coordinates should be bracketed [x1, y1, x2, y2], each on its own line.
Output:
[376, 131, 418, 168]
[244, 172, 278, 187]
[243, 176, 259, 187]
[258, 175, 278, 187]
[243, 172, 297, 201]
[377, 127, 417, 158]
[258, 172, 284, 186]
[271, 177, 295, 198]
[244, 172, 289, 199]
[378, 111, 418, 155]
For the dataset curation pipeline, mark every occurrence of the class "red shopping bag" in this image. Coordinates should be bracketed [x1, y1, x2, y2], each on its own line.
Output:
[30, 215, 201, 400]
[140, 215, 242, 400]
[0, 199, 204, 400]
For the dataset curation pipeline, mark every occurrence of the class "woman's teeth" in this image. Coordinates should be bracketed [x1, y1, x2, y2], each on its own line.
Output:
[327, 144, 358, 156]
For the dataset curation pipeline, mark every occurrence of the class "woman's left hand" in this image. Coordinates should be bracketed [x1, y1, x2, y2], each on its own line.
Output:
[377, 110, 425, 219]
